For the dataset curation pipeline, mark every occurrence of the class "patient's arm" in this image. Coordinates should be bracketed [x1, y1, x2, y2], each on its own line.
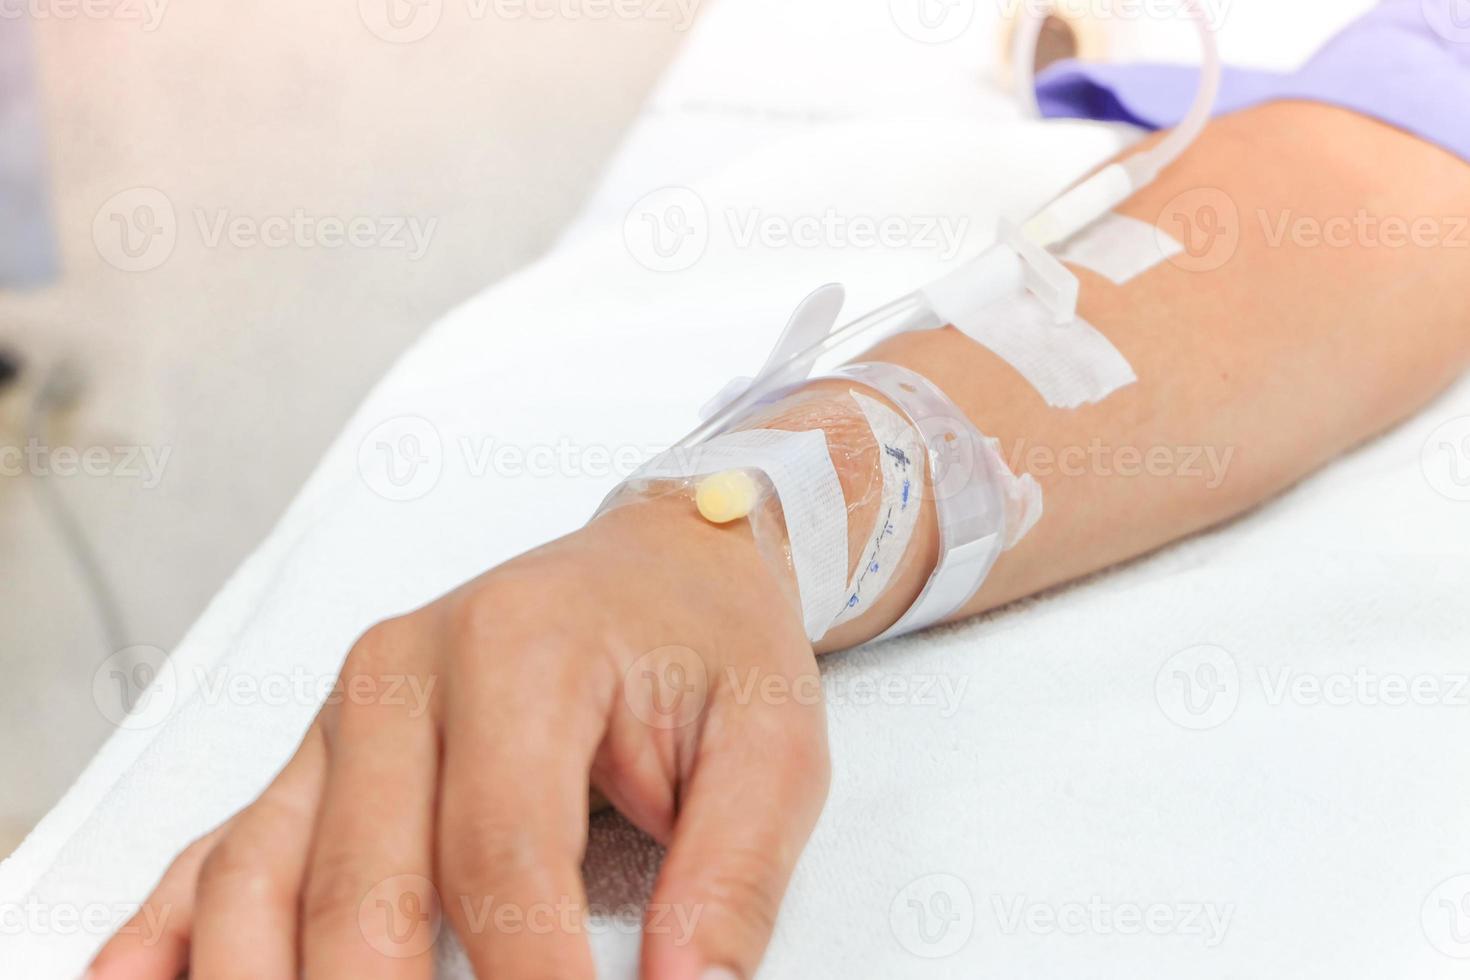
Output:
[822, 101, 1470, 651]
[92, 101, 1470, 980]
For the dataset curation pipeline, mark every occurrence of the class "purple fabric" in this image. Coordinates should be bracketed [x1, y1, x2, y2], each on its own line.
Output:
[1035, 0, 1470, 163]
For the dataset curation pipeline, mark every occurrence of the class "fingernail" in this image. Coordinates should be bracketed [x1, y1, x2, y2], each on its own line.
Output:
[701, 968, 740, 980]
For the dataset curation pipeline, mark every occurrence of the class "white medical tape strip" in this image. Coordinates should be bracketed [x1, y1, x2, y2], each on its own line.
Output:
[1054, 213, 1184, 286]
[978, 436, 1043, 549]
[921, 244, 1027, 333]
[634, 429, 848, 642]
[944, 291, 1137, 410]
[830, 392, 925, 629]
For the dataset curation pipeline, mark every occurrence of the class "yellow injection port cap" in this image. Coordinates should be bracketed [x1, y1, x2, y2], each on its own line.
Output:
[695, 469, 760, 524]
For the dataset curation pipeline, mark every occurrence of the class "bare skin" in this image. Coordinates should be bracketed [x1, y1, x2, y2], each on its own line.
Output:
[92, 102, 1470, 979]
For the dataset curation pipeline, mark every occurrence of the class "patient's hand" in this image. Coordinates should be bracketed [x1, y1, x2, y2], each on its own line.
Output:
[90, 493, 829, 980]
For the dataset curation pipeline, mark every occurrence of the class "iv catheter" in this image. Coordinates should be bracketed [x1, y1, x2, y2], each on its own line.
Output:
[602, 0, 1226, 643]
[678, 0, 1223, 450]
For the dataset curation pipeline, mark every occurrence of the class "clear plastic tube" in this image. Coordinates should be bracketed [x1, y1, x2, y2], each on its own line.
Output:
[675, 0, 1221, 451]
[1013, 0, 1223, 247]
[1010, 5, 1047, 120]
[676, 292, 940, 449]
[1116, 0, 1222, 186]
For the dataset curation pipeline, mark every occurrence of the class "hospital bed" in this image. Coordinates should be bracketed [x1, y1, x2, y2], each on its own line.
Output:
[6, 0, 1470, 976]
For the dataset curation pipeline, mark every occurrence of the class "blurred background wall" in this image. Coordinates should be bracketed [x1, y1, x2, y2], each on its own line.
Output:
[0, 0, 692, 852]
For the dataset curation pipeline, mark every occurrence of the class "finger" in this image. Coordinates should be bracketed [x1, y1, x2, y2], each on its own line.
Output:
[641, 656, 831, 980]
[190, 722, 329, 979]
[300, 618, 442, 979]
[87, 825, 227, 980]
[436, 594, 611, 979]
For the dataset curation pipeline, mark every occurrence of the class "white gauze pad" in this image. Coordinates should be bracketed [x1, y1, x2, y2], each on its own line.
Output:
[831, 391, 925, 629]
[635, 429, 849, 641]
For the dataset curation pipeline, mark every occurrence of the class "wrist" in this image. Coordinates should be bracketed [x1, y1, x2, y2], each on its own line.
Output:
[587, 484, 809, 634]
[594, 380, 942, 653]
[737, 382, 940, 652]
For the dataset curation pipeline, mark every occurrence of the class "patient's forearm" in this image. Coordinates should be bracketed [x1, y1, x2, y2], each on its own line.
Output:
[818, 102, 1470, 651]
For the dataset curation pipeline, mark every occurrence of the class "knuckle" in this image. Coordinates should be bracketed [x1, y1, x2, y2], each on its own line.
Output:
[446, 583, 584, 691]
[448, 570, 571, 655]
[196, 832, 277, 903]
[173, 831, 218, 874]
[302, 849, 370, 932]
[695, 846, 786, 944]
[334, 616, 438, 725]
[439, 818, 546, 899]
[346, 615, 413, 675]
[448, 579, 524, 652]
